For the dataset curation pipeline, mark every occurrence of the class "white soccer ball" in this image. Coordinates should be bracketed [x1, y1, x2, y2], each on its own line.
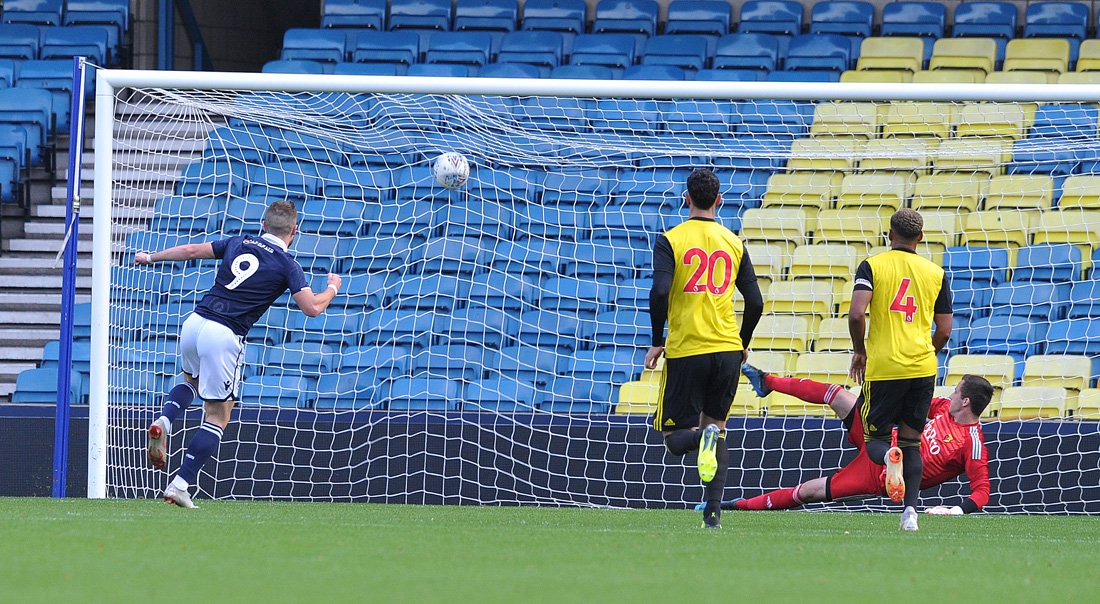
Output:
[432, 151, 470, 190]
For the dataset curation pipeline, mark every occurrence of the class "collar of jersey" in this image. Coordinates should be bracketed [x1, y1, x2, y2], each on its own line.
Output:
[260, 232, 289, 252]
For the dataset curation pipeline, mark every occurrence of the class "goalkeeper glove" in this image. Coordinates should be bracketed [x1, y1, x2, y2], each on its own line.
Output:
[924, 505, 964, 516]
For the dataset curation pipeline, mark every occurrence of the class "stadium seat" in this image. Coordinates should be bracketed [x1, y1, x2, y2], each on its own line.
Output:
[738, 1, 803, 37]
[549, 64, 616, 79]
[388, 274, 471, 312]
[955, 103, 1029, 139]
[882, 102, 953, 138]
[641, 35, 709, 72]
[912, 69, 985, 83]
[477, 62, 540, 77]
[737, 100, 815, 135]
[880, 2, 945, 39]
[1023, 2, 1088, 42]
[752, 315, 813, 352]
[39, 25, 111, 64]
[991, 281, 1069, 321]
[810, 1, 873, 39]
[789, 243, 859, 281]
[762, 171, 842, 209]
[911, 173, 988, 213]
[785, 34, 852, 72]
[321, 0, 386, 30]
[1034, 211, 1100, 263]
[915, 210, 961, 253]
[1003, 39, 1070, 77]
[454, 0, 518, 38]
[339, 345, 411, 381]
[440, 306, 514, 349]
[794, 351, 853, 385]
[813, 317, 859, 352]
[615, 379, 660, 414]
[945, 354, 1014, 391]
[2, 0, 62, 25]
[239, 375, 312, 408]
[538, 375, 614, 413]
[1076, 39, 1100, 71]
[389, 0, 452, 32]
[998, 386, 1067, 419]
[839, 69, 912, 83]
[593, 0, 659, 40]
[409, 344, 485, 381]
[1029, 103, 1098, 137]
[362, 309, 436, 350]
[985, 174, 1054, 213]
[569, 33, 638, 74]
[695, 68, 763, 81]
[1067, 281, 1100, 319]
[1023, 355, 1091, 393]
[262, 59, 326, 74]
[788, 137, 865, 172]
[739, 208, 812, 252]
[280, 29, 348, 63]
[466, 377, 538, 411]
[265, 342, 336, 376]
[351, 31, 420, 66]
[856, 37, 924, 72]
[809, 102, 880, 137]
[961, 211, 1033, 252]
[314, 371, 382, 409]
[929, 38, 997, 73]
[665, 0, 732, 39]
[290, 309, 365, 347]
[167, 268, 216, 305]
[12, 366, 81, 404]
[496, 31, 563, 75]
[764, 280, 834, 318]
[521, 0, 586, 42]
[836, 174, 910, 211]
[933, 138, 1012, 175]
[425, 31, 493, 67]
[495, 343, 563, 385]
[984, 71, 1050, 84]
[814, 208, 888, 251]
[406, 63, 471, 76]
[150, 195, 223, 233]
[381, 377, 460, 411]
[953, 2, 1017, 41]
[857, 138, 935, 174]
[515, 309, 589, 351]
[713, 33, 779, 71]
[622, 64, 686, 80]
[0, 24, 40, 59]
[1058, 176, 1100, 210]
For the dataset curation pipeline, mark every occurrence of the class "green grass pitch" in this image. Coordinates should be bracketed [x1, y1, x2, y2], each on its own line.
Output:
[2, 497, 1097, 602]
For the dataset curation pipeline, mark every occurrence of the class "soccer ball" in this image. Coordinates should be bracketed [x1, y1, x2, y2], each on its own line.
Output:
[432, 151, 469, 190]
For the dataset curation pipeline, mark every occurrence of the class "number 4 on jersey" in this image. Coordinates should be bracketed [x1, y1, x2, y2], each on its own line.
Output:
[890, 278, 918, 322]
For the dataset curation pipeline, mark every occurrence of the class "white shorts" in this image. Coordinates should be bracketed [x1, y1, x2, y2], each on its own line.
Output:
[179, 312, 245, 401]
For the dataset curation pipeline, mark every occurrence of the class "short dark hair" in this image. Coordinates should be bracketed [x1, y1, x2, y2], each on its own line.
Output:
[264, 200, 297, 237]
[686, 169, 720, 211]
[890, 208, 924, 240]
[959, 374, 994, 417]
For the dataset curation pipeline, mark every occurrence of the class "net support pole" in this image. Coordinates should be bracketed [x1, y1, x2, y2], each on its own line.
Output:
[88, 69, 115, 499]
[52, 57, 89, 498]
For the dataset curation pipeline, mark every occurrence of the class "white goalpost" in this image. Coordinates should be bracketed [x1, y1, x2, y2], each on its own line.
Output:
[89, 69, 1100, 513]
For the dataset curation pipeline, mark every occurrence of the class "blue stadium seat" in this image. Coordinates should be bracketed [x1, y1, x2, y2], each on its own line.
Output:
[176, 157, 248, 197]
[389, 0, 453, 32]
[622, 64, 686, 80]
[64, 0, 130, 35]
[516, 309, 590, 350]
[150, 195, 223, 233]
[497, 30, 563, 75]
[810, 1, 873, 38]
[943, 246, 1011, 285]
[785, 34, 852, 71]
[297, 198, 365, 237]
[516, 94, 592, 130]
[2, 0, 62, 25]
[465, 377, 537, 411]
[1068, 281, 1100, 319]
[766, 69, 840, 82]
[593, 0, 659, 41]
[239, 375, 312, 407]
[478, 62, 540, 77]
[280, 28, 348, 63]
[641, 34, 709, 72]
[713, 33, 780, 71]
[168, 268, 217, 305]
[592, 309, 649, 348]
[1008, 140, 1080, 177]
[389, 274, 471, 311]
[205, 125, 273, 163]
[738, 1, 803, 36]
[541, 169, 610, 207]
[549, 64, 616, 79]
[425, 31, 493, 66]
[490, 238, 571, 278]
[665, 0, 732, 38]
[540, 277, 614, 316]
[265, 342, 337, 375]
[467, 268, 539, 311]
[249, 160, 326, 203]
[454, 0, 517, 54]
[351, 31, 420, 66]
[591, 97, 660, 134]
[694, 68, 764, 80]
[1024, 2, 1088, 41]
[289, 312, 364, 349]
[966, 315, 1044, 377]
[441, 305, 515, 348]
[1015, 244, 1081, 282]
[537, 376, 613, 413]
[72, 301, 92, 339]
[880, 2, 946, 39]
[12, 366, 81, 404]
[409, 343, 484, 381]
[521, 0, 585, 35]
[321, 0, 387, 30]
[292, 232, 343, 275]
[0, 24, 40, 59]
[381, 377, 460, 410]
[253, 306, 293, 346]
[571, 346, 642, 383]
[222, 198, 267, 235]
[330, 273, 391, 310]
[434, 197, 515, 240]
[736, 100, 814, 135]
[314, 372, 381, 409]
[494, 343, 563, 384]
[273, 130, 346, 165]
[1030, 103, 1098, 138]
[39, 25, 110, 63]
[344, 235, 420, 273]
[320, 165, 390, 203]
[953, 2, 1017, 41]
[564, 240, 646, 282]
[362, 308, 436, 349]
[0, 156, 17, 202]
[991, 282, 1069, 323]
[339, 344, 411, 378]
[418, 236, 487, 275]
[332, 61, 403, 75]
[41, 339, 92, 374]
[262, 59, 327, 74]
[614, 277, 650, 310]
[0, 87, 54, 165]
[569, 33, 639, 74]
[724, 170, 768, 209]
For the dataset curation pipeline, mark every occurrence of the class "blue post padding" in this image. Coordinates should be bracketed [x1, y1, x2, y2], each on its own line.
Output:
[158, 0, 175, 70]
[52, 57, 89, 498]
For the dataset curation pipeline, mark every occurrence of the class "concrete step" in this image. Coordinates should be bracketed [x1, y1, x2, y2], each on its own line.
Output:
[0, 328, 57, 347]
[0, 383, 16, 398]
[7, 238, 94, 254]
[0, 346, 49, 361]
[0, 310, 61, 325]
[23, 222, 95, 239]
[31, 204, 154, 222]
[51, 186, 168, 205]
[116, 121, 212, 139]
[0, 257, 91, 275]
[0, 275, 91, 290]
[0, 293, 64, 311]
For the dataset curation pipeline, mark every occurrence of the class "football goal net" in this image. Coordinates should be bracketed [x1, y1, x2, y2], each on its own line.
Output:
[88, 70, 1100, 513]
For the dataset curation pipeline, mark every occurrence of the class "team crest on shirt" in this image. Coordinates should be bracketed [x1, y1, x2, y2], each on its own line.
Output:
[224, 380, 232, 393]
[943, 434, 953, 443]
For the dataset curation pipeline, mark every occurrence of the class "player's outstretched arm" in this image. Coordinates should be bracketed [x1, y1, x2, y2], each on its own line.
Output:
[292, 273, 341, 318]
[134, 243, 215, 265]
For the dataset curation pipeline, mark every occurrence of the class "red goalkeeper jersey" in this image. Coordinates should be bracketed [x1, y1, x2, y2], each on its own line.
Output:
[918, 397, 991, 510]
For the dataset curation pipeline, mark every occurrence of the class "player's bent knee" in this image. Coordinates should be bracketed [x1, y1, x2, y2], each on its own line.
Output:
[202, 399, 235, 428]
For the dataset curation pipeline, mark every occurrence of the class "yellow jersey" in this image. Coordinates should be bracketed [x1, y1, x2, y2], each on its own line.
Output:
[660, 218, 746, 358]
[856, 249, 949, 380]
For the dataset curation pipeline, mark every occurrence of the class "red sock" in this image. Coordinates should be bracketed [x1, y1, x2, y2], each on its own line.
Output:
[736, 485, 804, 511]
[764, 376, 842, 406]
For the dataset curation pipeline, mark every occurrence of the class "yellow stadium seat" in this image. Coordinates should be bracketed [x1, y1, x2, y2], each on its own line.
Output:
[815, 208, 889, 252]
[615, 380, 660, 414]
[955, 103, 1029, 139]
[1022, 355, 1092, 392]
[794, 352, 853, 386]
[929, 38, 997, 73]
[961, 210, 1034, 250]
[945, 354, 1015, 393]
[764, 280, 834, 318]
[918, 210, 962, 251]
[882, 102, 955, 138]
[858, 138, 937, 174]
[734, 279, 770, 317]
[745, 351, 795, 374]
[789, 244, 859, 279]
[866, 242, 944, 266]
[1003, 38, 1070, 74]
[911, 173, 988, 212]
[1077, 39, 1100, 71]
[762, 171, 843, 210]
[857, 37, 924, 72]
[765, 391, 833, 416]
[913, 69, 985, 84]
[1033, 211, 1100, 266]
[841, 69, 913, 83]
[745, 242, 791, 284]
[933, 137, 1011, 175]
[730, 389, 765, 416]
[813, 317, 857, 352]
[1057, 71, 1100, 84]
[810, 102, 882, 138]
[836, 173, 911, 210]
[787, 138, 865, 172]
[984, 174, 1054, 211]
[984, 71, 1051, 85]
[934, 382, 1002, 420]
[740, 208, 813, 254]
[753, 315, 814, 352]
[1074, 390, 1100, 420]
[998, 386, 1067, 420]
[1057, 176, 1100, 210]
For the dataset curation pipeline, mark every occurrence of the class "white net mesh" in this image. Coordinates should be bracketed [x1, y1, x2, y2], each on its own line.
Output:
[98, 82, 1100, 513]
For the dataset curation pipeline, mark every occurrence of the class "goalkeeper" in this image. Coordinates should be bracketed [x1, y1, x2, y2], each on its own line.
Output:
[713, 365, 992, 515]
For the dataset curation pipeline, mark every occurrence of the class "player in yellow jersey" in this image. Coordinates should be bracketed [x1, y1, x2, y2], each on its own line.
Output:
[646, 169, 764, 529]
[848, 208, 952, 532]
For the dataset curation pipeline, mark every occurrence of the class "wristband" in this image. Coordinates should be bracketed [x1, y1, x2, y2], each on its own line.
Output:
[327, 283, 339, 294]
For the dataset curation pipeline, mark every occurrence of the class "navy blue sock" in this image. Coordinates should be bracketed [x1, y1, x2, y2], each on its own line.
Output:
[172, 421, 223, 489]
[158, 382, 197, 431]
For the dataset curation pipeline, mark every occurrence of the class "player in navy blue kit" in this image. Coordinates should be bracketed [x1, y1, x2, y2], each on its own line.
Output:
[134, 200, 341, 507]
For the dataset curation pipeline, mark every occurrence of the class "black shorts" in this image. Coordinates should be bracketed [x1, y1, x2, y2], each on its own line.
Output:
[653, 350, 743, 432]
[857, 376, 935, 442]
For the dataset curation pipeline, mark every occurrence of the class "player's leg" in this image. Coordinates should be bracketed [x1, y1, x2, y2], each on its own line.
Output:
[697, 351, 742, 528]
[735, 476, 828, 511]
[149, 314, 203, 470]
[656, 357, 702, 456]
[859, 380, 906, 504]
[742, 364, 857, 419]
[897, 377, 934, 530]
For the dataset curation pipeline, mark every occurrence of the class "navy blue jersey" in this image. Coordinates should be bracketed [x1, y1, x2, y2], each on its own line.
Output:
[193, 234, 309, 337]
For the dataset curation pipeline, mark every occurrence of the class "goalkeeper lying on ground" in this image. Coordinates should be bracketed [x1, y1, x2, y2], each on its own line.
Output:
[711, 365, 993, 515]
